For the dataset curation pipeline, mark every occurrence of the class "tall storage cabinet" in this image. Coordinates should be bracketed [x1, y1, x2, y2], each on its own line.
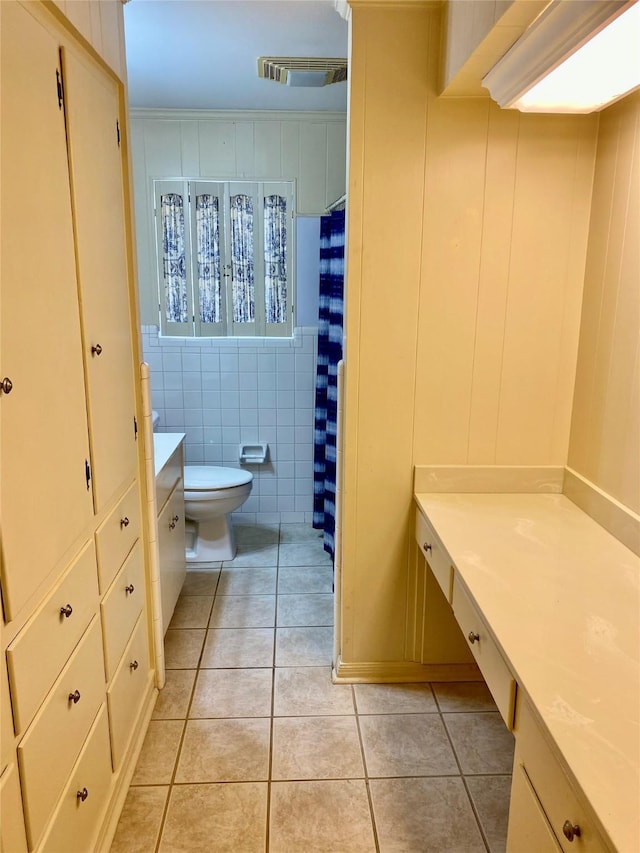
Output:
[0, 2, 156, 851]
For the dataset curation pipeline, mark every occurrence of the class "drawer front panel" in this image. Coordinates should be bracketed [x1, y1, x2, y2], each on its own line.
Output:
[515, 697, 608, 853]
[158, 483, 186, 634]
[18, 618, 105, 849]
[415, 508, 452, 601]
[7, 540, 99, 735]
[155, 444, 183, 515]
[95, 480, 140, 593]
[101, 541, 144, 681]
[107, 613, 150, 770]
[452, 579, 516, 728]
[2, 657, 14, 774]
[0, 764, 28, 853]
[39, 706, 113, 853]
[507, 760, 562, 853]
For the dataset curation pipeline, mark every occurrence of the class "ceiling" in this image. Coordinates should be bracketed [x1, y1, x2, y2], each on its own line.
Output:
[123, 0, 349, 111]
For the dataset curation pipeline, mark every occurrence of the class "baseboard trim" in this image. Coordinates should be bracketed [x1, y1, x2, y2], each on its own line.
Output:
[332, 657, 482, 683]
[564, 468, 640, 556]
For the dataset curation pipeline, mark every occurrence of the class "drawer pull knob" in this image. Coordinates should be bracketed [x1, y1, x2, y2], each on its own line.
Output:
[120, 516, 130, 528]
[1, 377, 13, 395]
[68, 689, 81, 704]
[60, 604, 73, 618]
[423, 543, 432, 553]
[91, 343, 103, 356]
[468, 631, 480, 644]
[169, 520, 176, 530]
[562, 821, 581, 842]
[130, 659, 139, 671]
[125, 584, 135, 595]
[173, 515, 179, 523]
[76, 788, 89, 802]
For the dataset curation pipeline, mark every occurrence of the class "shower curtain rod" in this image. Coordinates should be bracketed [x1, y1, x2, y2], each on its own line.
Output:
[326, 193, 346, 212]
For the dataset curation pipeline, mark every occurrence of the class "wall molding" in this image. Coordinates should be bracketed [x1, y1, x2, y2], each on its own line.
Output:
[130, 108, 347, 123]
[332, 657, 482, 683]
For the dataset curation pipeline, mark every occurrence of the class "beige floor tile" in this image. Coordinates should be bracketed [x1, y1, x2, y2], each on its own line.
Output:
[466, 775, 512, 853]
[163, 629, 206, 669]
[354, 682, 437, 715]
[278, 541, 332, 567]
[432, 681, 497, 713]
[175, 718, 271, 783]
[181, 569, 220, 596]
[370, 777, 485, 853]
[190, 668, 273, 718]
[223, 544, 279, 567]
[272, 716, 364, 780]
[169, 595, 213, 629]
[359, 714, 458, 778]
[443, 712, 515, 775]
[235, 522, 279, 547]
[269, 780, 376, 853]
[276, 593, 334, 627]
[209, 593, 276, 628]
[217, 566, 277, 595]
[159, 783, 267, 853]
[110, 785, 169, 853]
[274, 666, 353, 716]
[279, 524, 325, 544]
[201, 627, 274, 668]
[275, 626, 333, 666]
[277, 565, 333, 594]
[152, 669, 197, 720]
[131, 720, 184, 785]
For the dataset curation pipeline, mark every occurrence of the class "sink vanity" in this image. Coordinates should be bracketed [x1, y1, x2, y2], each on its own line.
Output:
[414, 476, 639, 853]
[153, 434, 186, 633]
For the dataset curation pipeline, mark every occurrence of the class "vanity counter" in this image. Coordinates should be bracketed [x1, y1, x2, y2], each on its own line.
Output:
[415, 491, 639, 853]
[154, 432, 185, 478]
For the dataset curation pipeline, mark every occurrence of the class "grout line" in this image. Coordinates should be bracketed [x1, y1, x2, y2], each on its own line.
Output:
[352, 685, 381, 853]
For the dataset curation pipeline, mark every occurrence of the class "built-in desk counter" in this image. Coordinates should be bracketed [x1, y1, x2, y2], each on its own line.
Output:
[415, 492, 639, 853]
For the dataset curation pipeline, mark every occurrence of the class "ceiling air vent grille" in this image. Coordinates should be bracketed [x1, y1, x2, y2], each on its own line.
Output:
[258, 57, 347, 87]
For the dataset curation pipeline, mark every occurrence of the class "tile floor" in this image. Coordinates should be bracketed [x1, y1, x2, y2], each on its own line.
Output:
[110, 523, 514, 853]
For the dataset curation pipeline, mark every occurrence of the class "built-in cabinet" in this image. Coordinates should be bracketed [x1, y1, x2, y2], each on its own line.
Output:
[0, 2, 154, 850]
[154, 436, 186, 634]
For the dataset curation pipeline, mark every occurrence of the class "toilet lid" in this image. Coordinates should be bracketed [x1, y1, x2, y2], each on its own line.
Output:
[184, 465, 253, 490]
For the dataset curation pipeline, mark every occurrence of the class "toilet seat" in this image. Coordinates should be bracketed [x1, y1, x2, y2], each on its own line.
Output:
[184, 465, 253, 491]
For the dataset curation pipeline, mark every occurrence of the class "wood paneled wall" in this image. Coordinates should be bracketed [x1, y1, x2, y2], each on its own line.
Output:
[568, 93, 640, 515]
[51, 0, 126, 80]
[130, 111, 347, 324]
[341, 2, 599, 667]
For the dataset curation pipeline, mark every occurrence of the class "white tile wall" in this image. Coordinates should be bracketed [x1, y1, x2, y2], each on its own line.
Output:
[142, 326, 318, 524]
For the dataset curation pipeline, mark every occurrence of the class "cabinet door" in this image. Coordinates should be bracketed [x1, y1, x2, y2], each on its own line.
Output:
[158, 483, 186, 634]
[507, 762, 562, 853]
[0, 1, 93, 621]
[60, 46, 137, 511]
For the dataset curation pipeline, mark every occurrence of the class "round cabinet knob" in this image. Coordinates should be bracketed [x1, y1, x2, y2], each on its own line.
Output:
[60, 604, 73, 618]
[468, 631, 480, 644]
[169, 520, 176, 530]
[91, 343, 103, 356]
[76, 788, 89, 802]
[173, 515, 179, 523]
[1, 377, 13, 395]
[423, 543, 432, 553]
[125, 584, 135, 595]
[562, 821, 581, 842]
[120, 516, 130, 528]
[130, 660, 139, 671]
[68, 689, 81, 704]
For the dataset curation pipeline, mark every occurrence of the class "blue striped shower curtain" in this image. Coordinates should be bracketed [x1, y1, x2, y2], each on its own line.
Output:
[313, 209, 345, 559]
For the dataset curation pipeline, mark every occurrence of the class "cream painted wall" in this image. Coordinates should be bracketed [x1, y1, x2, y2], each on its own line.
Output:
[51, 0, 126, 80]
[568, 93, 640, 515]
[341, 2, 599, 667]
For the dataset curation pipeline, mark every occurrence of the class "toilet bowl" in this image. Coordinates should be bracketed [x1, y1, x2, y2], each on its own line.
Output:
[183, 465, 253, 562]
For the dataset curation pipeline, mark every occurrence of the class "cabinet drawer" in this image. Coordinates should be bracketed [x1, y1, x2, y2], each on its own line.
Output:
[7, 540, 99, 735]
[1, 656, 14, 774]
[158, 482, 186, 634]
[507, 760, 562, 853]
[95, 480, 140, 593]
[415, 508, 452, 601]
[107, 613, 150, 770]
[514, 697, 609, 853]
[18, 618, 105, 849]
[39, 706, 113, 853]
[452, 578, 516, 728]
[156, 443, 183, 515]
[1, 764, 28, 853]
[101, 541, 144, 681]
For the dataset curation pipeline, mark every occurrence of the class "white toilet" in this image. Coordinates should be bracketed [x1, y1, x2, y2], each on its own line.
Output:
[183, 465, 253, 562]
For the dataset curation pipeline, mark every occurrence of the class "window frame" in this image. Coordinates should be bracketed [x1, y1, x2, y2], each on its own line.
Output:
[153, 177, 295, 338]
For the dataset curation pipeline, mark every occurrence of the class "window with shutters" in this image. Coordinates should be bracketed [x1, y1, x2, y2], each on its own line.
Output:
[154, 179, 294, 337]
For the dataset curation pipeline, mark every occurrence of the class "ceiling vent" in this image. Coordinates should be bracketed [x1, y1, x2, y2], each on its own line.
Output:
[258, 57, 347, 87]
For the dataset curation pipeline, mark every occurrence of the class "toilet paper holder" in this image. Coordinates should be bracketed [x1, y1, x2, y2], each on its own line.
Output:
[239, 442, 268, 464]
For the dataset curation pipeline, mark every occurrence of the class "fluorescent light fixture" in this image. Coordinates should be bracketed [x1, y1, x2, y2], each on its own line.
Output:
[483, 0, 640, 113]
